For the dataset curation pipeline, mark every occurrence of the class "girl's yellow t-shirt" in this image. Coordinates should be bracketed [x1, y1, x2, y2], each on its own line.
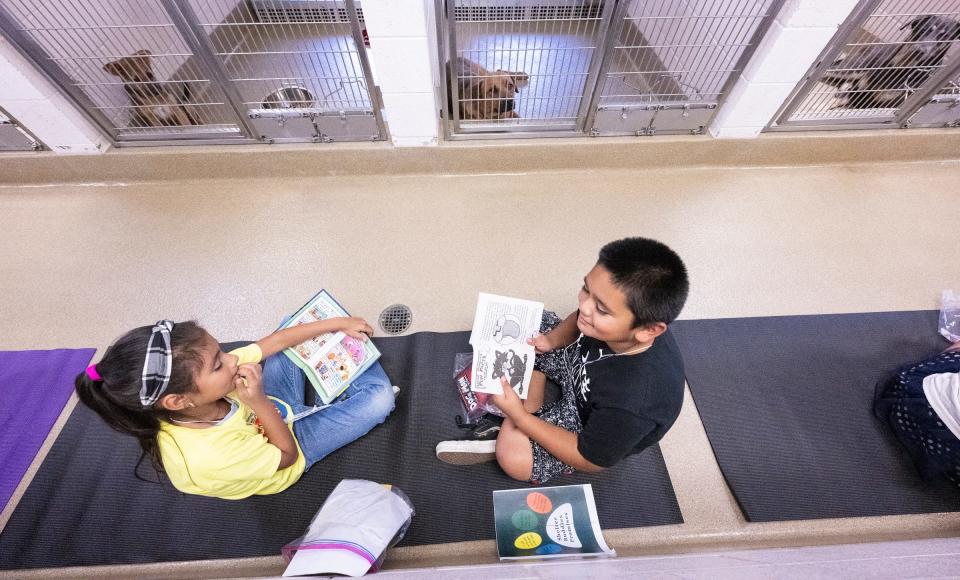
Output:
[156, 344, 306, 500]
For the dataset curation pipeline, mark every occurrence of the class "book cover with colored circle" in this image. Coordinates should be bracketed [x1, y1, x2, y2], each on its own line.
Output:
[492, 484, 615, 560]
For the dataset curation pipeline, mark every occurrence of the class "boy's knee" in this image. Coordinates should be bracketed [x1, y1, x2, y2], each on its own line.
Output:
[497, 445, 533, 482]
[496, 421, 533, 481]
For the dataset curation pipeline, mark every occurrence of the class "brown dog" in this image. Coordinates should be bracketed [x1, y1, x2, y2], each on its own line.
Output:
[103, 50, 197, 127]
[452, 57, 529, 120]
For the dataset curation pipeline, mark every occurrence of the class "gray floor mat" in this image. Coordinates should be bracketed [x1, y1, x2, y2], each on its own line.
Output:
[671, 311, 960, 522]
[0, 331, 681, 569]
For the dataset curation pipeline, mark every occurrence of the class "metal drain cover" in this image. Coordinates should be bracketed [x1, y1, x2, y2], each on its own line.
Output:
[379, 304, 412, 335]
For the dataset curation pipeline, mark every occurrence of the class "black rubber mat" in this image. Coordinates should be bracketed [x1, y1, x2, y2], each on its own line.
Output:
[671, 311, 960, 522]
[0, 331, 681, 569]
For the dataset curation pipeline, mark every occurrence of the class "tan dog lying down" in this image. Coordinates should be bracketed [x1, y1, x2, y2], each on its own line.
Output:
[103, 50, 197, 128]
[452, 57, 529, 120]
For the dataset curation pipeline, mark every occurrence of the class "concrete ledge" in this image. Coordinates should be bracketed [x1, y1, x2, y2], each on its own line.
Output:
[5, 513, 960, 579]
[1, 130, 959, 185]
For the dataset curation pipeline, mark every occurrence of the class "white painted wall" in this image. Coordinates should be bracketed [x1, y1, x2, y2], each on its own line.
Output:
[361, 0, 439, 146]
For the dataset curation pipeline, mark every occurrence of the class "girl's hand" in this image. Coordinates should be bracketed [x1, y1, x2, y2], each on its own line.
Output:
[338, 317, 374, 341]
[234, 363, 266, 404]
[491, 376, 526, 419]
[527, 333, 556, 354]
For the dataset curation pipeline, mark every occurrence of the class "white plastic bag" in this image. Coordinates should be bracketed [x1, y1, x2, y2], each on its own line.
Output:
[941, 289, 960, 343]
[282, 479, 414, 577]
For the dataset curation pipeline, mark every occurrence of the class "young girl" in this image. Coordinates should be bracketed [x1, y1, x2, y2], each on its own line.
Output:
[75, 317, 396, 500]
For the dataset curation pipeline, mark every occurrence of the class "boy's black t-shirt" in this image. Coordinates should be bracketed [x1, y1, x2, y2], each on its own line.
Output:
[571, 330, 685, 468]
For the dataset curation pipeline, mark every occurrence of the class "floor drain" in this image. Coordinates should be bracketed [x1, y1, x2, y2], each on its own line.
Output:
[379, 304, 412, 335]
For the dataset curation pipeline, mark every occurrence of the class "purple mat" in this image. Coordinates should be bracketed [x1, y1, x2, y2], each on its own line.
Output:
[0, 349, 95, 512]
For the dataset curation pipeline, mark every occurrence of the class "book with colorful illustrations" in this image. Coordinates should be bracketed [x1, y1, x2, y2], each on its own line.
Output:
[281, 290, 381, 404]
[493, 484, 615, 560]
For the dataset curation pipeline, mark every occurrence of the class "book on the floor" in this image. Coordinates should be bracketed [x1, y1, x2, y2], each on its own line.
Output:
[281, 290, 381, 404]
[493, 484, 615, 560]
[469, 292, 543, 399]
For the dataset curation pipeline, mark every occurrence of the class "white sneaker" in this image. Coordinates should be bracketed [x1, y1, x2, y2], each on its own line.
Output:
[435, 439, 497, 465]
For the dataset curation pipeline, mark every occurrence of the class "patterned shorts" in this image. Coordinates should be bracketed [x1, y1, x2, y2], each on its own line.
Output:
[528, 311, 583, 484]
[874, 349, 960, 486]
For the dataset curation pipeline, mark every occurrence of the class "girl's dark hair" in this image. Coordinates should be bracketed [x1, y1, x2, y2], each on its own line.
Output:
[75, 321, 208, 480]
[598, 237, 689, 327]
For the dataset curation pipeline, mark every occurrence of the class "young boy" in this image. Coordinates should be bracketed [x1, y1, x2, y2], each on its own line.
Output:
[436, 237, 688, 484]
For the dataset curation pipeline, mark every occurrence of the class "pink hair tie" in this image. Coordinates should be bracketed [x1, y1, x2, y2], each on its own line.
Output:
[85, 364, 102, 381]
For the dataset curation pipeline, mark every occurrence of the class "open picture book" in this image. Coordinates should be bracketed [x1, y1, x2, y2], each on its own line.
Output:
[281, 290, 381, 404]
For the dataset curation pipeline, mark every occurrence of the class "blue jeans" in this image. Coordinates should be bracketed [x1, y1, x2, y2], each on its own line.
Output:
[262, 353, 395, 469]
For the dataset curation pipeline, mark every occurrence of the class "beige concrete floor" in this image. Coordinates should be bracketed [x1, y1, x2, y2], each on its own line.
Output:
[1, 132, 960, 578]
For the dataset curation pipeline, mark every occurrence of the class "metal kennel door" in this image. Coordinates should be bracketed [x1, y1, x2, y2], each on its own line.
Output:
[771, 0, 960, 130]
[0, 0, 383, 145]
[586, 0, 784, 136]
[0, 0, 256, 144]
[442, 0, 619, 137]
[186, 0, 385, 143]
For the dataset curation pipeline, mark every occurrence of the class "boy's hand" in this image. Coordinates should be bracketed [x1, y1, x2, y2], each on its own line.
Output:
[527, 333, 555, 354]
[491, 376, 526, 419]
[234, 363, 266, 404]
[338, 317, 374, 341]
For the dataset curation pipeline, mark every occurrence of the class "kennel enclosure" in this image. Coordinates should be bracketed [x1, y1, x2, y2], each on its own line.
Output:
[771, 0, 960, 130]
[440, 0, 785, 138]
[0, 0, 385, 145]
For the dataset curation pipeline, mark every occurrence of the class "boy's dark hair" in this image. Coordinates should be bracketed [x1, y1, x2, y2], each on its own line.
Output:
[598, 237, 689, 327]
[74, 321, 208, 480]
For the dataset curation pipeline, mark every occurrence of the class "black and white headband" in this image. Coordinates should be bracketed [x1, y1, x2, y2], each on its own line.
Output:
[140, 320, 174, 406]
